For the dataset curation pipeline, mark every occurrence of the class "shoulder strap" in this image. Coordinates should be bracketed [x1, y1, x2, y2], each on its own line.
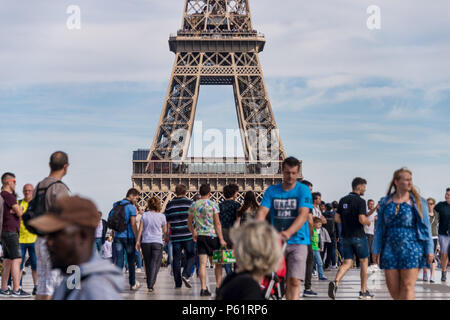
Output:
[62, 274, 91, 300]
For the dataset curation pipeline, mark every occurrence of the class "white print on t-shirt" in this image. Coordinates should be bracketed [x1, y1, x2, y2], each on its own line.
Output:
[343, 204, 348, 209]
[274, 199, 297, 217]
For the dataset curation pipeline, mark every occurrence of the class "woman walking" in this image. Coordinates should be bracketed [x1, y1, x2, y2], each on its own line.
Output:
[372, 168, 434, 300]
[136, 197, 168, 292]
[423, 198, 439, 282]
[236, 191, 259, 225]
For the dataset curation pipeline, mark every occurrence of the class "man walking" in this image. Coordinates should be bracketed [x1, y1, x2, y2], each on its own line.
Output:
[18, 184, 38, 294]
[435, 188, 450, 282]
[111, 188, 140, 290]
[0, 173, 31, 297]
[365, 199, 379, 268]
[299, 179, 319, 297]
[257, 157, 313, 300]
[34, 151, 70, 300]
[188, 184, 227, 296]
[328, 177, 374, 300]
[165, 184, 195, 289]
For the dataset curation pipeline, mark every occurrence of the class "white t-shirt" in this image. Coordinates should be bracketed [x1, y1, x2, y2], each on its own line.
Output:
[312, 206, 322, 218]
[141, 211, 167, 245]
[364, 211, 378, 235]
[102, 240, 112, 258]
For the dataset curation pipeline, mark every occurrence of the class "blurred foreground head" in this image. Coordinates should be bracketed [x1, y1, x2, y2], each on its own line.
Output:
[231, 221, 282, 277]
[29, 196, 99, 269]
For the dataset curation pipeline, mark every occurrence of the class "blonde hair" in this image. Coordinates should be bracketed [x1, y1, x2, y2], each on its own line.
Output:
[147, 197, 162, 212]
[387, 167, 423, 219]
[230, 221, 282, 276]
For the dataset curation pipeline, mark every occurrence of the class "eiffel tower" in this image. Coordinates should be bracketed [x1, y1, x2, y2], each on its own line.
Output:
[132, 0, 301, 209]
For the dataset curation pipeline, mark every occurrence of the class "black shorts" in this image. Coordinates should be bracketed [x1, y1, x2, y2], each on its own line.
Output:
[197, 235, 220, 257]
[1, 232, 21, 260]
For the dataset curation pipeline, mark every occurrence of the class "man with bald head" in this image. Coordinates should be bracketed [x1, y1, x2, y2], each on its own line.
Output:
[33, 151, 70, 300]
[18, 184, 38, 294]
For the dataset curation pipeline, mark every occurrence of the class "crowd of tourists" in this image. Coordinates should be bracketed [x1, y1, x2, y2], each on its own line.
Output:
[0, 151, 449, 300]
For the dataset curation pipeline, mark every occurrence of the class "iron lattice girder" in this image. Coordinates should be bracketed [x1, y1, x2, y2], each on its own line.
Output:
[148, 0, 286, 162]
[183, 0, 252, 33]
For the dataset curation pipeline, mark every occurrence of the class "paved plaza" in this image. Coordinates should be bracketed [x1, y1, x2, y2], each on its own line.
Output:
[2, 264, 449, 300]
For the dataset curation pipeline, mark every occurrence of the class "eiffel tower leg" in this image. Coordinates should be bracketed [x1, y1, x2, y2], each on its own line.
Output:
[148, 52, 202, 161]
[232, 53, 286, 163]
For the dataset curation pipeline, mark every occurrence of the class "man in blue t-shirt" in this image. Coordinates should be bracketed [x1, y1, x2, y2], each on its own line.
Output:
[111, 188, 140, 291]
[257, 157, 313, 300]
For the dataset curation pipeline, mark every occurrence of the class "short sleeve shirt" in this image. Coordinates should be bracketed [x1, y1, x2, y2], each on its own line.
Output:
[218, 200, 240, 229]
[260, 182, 313, 245]
[337, 192, 367, 238]
[1, 191, 19, 233]
[34, 177, 70, 211]
[141, 211, 167, 244]
[18, 199, 37, 243]
[114, 200, 137, 239]
[435, 201, 450, 236]
[188, 199, 220, 237]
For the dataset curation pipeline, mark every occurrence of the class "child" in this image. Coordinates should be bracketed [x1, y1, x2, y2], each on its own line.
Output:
[102, 236, 113, 263]
[312, 217, 328, 281]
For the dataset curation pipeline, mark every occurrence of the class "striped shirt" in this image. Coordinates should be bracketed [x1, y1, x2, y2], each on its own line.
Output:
[165, 197, 194, 242]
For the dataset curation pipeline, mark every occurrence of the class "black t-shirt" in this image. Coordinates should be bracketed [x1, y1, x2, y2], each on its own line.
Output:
[322, 211, 336, 239]
[218, 200, 240, 229]
[216, 272, 264, 300]
[435, 201, 450, 236]
[337, 193, 367, 239]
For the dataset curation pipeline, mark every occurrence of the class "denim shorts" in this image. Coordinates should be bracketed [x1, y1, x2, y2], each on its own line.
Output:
[342, 236, 369, 260]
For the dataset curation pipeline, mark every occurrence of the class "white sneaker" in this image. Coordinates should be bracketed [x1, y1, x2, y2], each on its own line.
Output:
[130, 281, 141, 291]
[136, 268, 142, 273]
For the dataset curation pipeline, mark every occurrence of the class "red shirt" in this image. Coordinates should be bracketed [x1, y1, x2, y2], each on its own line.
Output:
[1, 191, 19, 233]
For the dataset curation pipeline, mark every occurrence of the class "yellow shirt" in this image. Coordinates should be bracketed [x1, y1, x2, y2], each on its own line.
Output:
[18, 200, 37, 244]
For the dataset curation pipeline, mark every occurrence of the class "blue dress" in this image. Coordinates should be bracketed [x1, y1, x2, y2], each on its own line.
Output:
[380, 201, 427, 270]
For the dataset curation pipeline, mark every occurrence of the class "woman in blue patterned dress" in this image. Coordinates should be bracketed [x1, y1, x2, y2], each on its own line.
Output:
[372, 168, 434, 300]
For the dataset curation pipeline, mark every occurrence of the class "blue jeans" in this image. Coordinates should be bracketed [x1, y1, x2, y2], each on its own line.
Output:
[95, 238, 103, 254]
[190, 242, 199, 277]
[224, 263, 233, 275]
[167, 241, 173, 267]
[136, 250, 143, 269]
[172, 240, 195, 287]
[313, 250, 325, 279]
[324, 240, 336, 267]
[113, 238, 136, 286]
[10, 243, 37, 287]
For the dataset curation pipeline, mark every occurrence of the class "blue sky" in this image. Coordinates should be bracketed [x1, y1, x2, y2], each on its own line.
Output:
[1, 0, 449, 216]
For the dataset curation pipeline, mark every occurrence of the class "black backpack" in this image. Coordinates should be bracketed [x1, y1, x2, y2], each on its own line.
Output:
[22, 181, 66, 237]
[107, 201, 129, 233]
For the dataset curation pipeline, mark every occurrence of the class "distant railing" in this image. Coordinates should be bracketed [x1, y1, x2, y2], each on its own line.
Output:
[170, 30, 265, 39]
[133, 159, 284, 176]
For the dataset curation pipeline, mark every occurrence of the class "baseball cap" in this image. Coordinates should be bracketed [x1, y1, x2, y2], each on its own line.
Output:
[29, 195, 100, 233]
